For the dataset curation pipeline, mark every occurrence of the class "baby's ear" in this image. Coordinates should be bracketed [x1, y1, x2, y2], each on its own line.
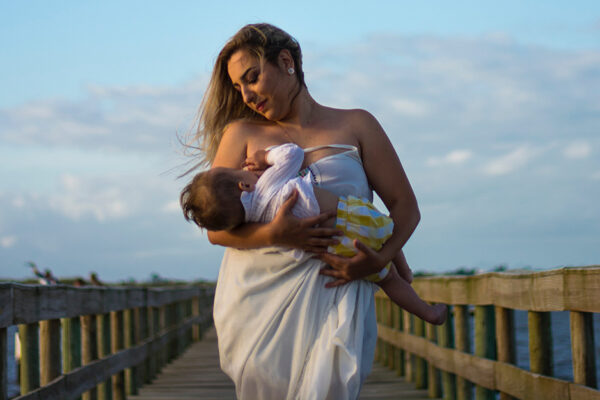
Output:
[238, 181, 255, 192]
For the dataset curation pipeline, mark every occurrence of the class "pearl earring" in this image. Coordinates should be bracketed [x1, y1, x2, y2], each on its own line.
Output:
[288, 67, 295, 75]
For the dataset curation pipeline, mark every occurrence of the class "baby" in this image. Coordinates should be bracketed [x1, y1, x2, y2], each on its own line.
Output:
[181, 143, 446, 325]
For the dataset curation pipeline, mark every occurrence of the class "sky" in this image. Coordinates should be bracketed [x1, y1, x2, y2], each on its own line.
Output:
[1, 1, 599, 282]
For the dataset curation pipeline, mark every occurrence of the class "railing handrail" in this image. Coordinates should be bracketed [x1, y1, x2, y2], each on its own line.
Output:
[404, 266, 600, 312]
[374, 266, 600, 400]
[0, 283, 215, 400]
[0, 283, 214, 327]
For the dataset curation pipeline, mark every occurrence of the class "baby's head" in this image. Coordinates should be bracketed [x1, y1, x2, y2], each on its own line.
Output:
[180, 167, 258, 231]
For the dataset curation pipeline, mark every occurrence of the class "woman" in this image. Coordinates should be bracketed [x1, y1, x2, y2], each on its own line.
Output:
[190, 23, 420, 399]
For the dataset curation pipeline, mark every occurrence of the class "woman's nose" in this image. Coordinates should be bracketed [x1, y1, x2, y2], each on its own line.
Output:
[241, 86, 256, 104]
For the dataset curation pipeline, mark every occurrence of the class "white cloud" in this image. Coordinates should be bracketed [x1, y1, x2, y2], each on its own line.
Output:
[162, 200, 181, 214]
[0, 236, 17, 248]
[427, 150, 472, 167]
[48, 174, 130, 221]
[390, 98, 429, 117]
[564, 141, 591, 159]
[483, 145, 541, 176]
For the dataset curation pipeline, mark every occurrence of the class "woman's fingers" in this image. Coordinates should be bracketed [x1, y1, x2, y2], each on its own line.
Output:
[279, 189, 299, 214]
[325, 278, 350, 288]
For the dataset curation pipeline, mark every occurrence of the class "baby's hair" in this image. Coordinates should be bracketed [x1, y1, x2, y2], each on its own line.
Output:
[180, 169, 245, 231]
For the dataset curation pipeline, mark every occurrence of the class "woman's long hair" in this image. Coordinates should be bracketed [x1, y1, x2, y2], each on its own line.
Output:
[186, 23, 306, 169]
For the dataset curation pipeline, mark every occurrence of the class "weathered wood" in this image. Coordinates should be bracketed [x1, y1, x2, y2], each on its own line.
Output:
[110, 311, 125, 400]
[495, 306, 516, 400]
[40, 319, 61, 385]
[0, 285, 13, 329]
[378, 325, 496, 389]
[474, 306, 495, 400]
[124, 308, 138, 395]
[19, 322, 39, 394]
[0, 327, 7, 400]
[81, 315, 98, 400]
[138, 306, 150, 385]
[414, 317, 427, 389]
[62, 317, 81, 373]
[394, 306, 405, 377]
[96, 313, 112, 400]
[149, 307, 159, 380]
[403, 311, 414, 382]
[438, 306, 456, 400]
[411, 267, 600, 312]
[427, 321, 441, 398]
[570, 311, 597, 388]
[453, 305, 472, 400]
[528, 311, 553, 376]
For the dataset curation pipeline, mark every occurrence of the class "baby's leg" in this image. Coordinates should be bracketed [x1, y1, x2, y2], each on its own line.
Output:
[392, 250, 413, 283]
[378, 264, 447, 325]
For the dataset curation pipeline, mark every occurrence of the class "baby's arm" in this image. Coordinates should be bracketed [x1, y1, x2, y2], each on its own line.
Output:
[392, 250, 413, 283]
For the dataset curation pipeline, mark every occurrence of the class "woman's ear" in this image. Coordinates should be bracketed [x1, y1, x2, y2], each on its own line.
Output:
[278, 49, 294, 71]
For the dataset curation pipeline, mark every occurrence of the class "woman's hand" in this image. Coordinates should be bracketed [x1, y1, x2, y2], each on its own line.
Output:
[268, 190, 341, 253]
[317, 239, 387, 288]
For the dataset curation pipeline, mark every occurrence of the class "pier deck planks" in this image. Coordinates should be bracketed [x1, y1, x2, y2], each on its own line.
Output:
[130, 327, 437, 400]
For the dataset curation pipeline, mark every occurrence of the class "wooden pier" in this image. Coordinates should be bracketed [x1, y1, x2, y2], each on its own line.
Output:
[1, 266, 599, 399]
[129, 327, 436, 400]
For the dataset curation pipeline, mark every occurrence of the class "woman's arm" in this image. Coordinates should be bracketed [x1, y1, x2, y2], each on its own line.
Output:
[319, 110, 420, 284]
[205, 121, 338, 251]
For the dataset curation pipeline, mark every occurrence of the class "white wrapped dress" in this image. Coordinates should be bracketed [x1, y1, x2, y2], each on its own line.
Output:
[213, 144, 377, 400]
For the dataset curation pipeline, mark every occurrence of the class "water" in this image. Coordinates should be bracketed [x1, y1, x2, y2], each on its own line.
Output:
[4, 313, 600, 397]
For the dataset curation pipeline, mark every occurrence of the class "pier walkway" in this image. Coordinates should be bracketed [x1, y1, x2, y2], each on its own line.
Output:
[130, 327, 435, 400]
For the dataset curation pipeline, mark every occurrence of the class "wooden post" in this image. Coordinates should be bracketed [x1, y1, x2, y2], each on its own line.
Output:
[19, 323, 39, 394]
[192, 296, 201, 341]
[474, 305, 496, 400]
[81, 315, 98, 400]
[395, 306, 405, 377]
[404, 312, 414, 382]
[124, 308, 138, 395]
[111, 310, 126, 400]
[495, 306, 516, 400]
[454, 305, 472, 400]
[374, 296, 381, 362]
[528, 311, 553, 376]
[426, 320, 441, 398]
[176, 301, 184, 357]
[386, 299, 394, 370]
[570, 311, 597, 388]
[96, 313, 112, 400]
[0, 327, 7, 400]
[159, 305, 168, 365]
[139, 305, 150, 385]
[62, 317, 81, 373]
[151, 307, 160, 378]
[40, 319, 61, 385]
[439, 305, 456, 400]
[414, 317, 427, 389]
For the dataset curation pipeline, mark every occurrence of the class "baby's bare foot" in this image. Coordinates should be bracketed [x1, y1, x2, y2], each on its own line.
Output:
[430, 304, 447, 325]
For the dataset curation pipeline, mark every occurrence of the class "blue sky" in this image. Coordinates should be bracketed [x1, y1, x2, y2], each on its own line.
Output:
[1, 1, 599, 282]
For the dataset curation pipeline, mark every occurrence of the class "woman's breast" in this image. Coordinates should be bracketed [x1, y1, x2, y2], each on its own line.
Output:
[308, 153, 373, 201]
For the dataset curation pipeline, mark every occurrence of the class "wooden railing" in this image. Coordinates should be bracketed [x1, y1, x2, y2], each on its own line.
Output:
[0, 283, 214, 400]
[374, 266, 600, 400]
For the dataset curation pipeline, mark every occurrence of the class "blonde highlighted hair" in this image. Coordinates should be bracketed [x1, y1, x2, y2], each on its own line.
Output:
[187, 23, 305, 168]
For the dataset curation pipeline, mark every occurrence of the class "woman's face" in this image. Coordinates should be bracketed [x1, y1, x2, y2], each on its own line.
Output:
[227, 49, 295, 121]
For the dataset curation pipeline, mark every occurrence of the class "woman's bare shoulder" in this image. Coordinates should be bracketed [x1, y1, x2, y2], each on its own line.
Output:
[224, 118, 273, 139]
[322, 107, 378, 129]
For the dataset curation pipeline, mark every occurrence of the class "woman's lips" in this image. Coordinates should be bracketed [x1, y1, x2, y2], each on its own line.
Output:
[256, 100, 266, 112]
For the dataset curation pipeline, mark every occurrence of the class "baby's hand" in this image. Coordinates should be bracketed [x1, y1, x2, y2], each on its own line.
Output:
[242, 149, 269, 172]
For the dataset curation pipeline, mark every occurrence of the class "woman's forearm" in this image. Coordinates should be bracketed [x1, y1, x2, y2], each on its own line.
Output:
[376, 200, 421, 269]
[207, 222, 275, 249]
